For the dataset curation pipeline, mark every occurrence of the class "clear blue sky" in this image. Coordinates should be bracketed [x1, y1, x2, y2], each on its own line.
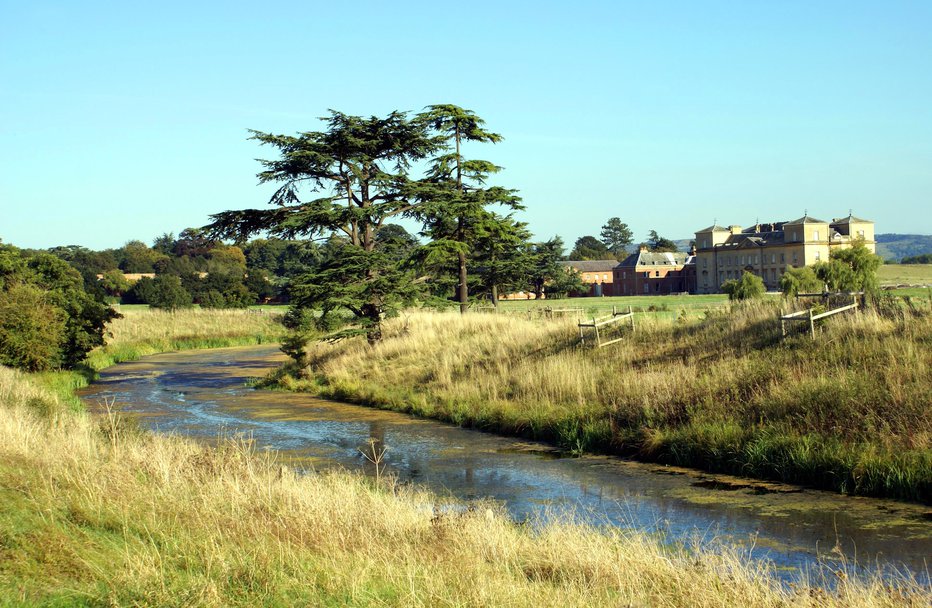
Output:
[2, 1, 930, 250]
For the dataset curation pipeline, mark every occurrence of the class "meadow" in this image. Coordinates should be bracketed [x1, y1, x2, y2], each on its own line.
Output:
[1, 364, 928, 606]
[277, 301, 932, 502]
[34, 307, 285, 406]
[877, 263, 932, 286]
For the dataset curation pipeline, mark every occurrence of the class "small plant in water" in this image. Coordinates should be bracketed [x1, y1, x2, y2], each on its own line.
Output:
[360, 438, 388, 484]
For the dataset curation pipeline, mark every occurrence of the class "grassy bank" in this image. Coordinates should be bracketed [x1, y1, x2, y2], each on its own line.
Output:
[1, 366, 927, 606]
[35, 308, 285, 406]
[276, 304, 931, 503]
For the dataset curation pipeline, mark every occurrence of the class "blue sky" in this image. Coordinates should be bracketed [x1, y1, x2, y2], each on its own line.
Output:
[2, 1, 930, 250]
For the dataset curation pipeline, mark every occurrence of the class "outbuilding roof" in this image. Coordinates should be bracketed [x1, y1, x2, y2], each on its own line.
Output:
[617, 251, 691, 267]
[560, 260, 619, 272]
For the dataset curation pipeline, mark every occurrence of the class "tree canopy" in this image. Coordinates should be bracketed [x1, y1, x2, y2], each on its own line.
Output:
[569, 236, 614, 260]
[0, 245, 119, 371]
[646, 230, 678, 253]
[600, 218, 634, 259]
[414, 105, 521, 313]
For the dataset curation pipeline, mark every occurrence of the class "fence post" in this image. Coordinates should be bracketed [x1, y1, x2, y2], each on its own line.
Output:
[593, 317, 600, 347]
[780, 307, 786, 338]
[808, 308, 815, 339]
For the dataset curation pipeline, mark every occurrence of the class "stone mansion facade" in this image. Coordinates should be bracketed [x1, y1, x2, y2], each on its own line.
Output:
[693, 213, 876, 294]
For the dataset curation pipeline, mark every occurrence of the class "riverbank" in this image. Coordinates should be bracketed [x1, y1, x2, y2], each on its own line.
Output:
[273, 303, 931, 503]
[1, 365, 928, 606]
[34, 307, 285, 407]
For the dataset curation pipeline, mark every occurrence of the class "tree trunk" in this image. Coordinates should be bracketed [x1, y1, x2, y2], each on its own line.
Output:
[362, 302, 382, 346]
[455, 127, 468, 315]
[458, 250, 468, 314]
[491, 284, 499, 307]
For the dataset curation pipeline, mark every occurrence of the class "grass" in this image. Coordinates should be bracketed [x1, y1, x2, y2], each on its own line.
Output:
[497, 293, 730, 323]
[1, 364, 928, 606]
[275, 301, 932, 503]
[877, 263, 932, 286]
[32, 307, 285, 407]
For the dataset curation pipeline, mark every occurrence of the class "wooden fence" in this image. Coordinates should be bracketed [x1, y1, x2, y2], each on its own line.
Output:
[578, 306, 635, 348]
[780, 301, 859, 339]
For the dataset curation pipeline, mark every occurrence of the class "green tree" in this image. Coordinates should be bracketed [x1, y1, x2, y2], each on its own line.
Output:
[99, 269, 131, 298]
[152, 232, 176, 256]
[206, 110, 439, 345]
[120, 240, 168, 273]
[0, 245, 119, 369]
[528, 236, 567, 299]
[600, 218, 634, 259]
[0, 283, 67, 371]
[547, 266, 586, 299]
[722, 271, 765, 300]
[569, 235, 613, 260]
[646, 230, 678, 253]
[814, 241, 883, 293]
[146, 275, 193, 310]
[415, 104, 522, 313]
[375, 223, 420, 264]
[472, 213, 533, 306]
[779, 266, 823, 297]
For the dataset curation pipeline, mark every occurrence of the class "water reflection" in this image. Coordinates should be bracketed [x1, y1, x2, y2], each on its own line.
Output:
[79, 345, 932, 585]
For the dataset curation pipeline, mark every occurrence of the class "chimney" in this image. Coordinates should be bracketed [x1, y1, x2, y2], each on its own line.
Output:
[639, 244, 649, 253]
[730, 225, 742, 235]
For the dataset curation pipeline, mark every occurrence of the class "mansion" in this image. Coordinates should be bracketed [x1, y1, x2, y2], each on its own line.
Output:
[693, 213, 875, 294]
[561, 213, 875, 297]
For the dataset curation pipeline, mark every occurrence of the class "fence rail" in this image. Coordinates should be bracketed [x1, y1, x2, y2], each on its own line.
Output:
[578, 306, 635, 348]
[780, 301, 859, 339]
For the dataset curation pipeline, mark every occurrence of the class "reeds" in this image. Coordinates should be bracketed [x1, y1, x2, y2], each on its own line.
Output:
[0, 365, 926, 606]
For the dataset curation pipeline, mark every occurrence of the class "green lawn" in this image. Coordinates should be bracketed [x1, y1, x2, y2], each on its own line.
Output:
[496, 293, 730, 322]
[878, 263, 932, 286]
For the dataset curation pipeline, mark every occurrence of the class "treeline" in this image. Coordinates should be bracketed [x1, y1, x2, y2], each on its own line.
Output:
[568, 220, 679, 260]
[901, 253, 932, 264]
[0, 244, 118, 371]
[25, 224, 585, 313]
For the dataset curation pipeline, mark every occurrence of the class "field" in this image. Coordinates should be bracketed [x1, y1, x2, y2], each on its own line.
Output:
[497, 293, 730, 322]
[878, 263, 932, 286]
[278, 302, 932, 502]
[33, 307, 285, 406]
[1, 365, 928, 606]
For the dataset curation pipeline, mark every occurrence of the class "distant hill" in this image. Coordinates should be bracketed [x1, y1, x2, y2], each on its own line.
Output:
[661, 234, 932, 262]
[874, 234, 932, 262]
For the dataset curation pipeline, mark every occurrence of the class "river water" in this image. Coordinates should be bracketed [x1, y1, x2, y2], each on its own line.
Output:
[78, 344, 931, 584]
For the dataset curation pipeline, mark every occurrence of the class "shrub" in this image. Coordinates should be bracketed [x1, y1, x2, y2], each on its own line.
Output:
[721, 271, 765, 300]
[0, 245, 119, 370]
[779, 266, 822, 296]
[0, 284, 67, 371]
[147, 275, 193, 310]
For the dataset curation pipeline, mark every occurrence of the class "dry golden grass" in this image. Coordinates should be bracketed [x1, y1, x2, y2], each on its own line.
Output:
[289, 303, 932, 500]
[1, 365, 926, 606]
[85, 307, 284, 370]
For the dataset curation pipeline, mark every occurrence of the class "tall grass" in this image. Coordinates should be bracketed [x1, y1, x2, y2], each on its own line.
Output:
[87, 307, 285, 370]
[32, 308, 285, 407]
[280, 303, 932, 502]
[1, 365, 927, 606]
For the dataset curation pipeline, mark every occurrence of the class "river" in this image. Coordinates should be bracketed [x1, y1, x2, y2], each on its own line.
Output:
[78, 344, 931, 584]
